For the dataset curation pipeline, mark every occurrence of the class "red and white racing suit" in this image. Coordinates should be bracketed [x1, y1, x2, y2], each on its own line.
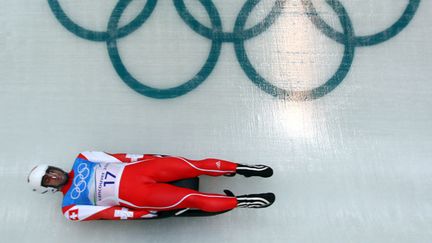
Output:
[61, 151, 238, 221]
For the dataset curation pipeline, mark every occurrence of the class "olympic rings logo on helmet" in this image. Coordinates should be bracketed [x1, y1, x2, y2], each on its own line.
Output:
[70, 163, 90, 200]
[47, 0, 421, 100]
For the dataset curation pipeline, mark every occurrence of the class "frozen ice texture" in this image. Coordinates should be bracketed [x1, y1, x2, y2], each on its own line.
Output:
[1, 0, 431, 242]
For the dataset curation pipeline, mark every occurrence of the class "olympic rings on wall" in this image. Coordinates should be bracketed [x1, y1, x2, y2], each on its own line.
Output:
[47, 0, 421, 100]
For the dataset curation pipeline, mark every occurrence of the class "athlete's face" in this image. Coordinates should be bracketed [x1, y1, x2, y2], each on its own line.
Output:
[42, 167, 68, 188]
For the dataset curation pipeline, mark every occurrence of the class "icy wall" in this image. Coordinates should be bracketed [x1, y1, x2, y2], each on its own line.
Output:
[1, 0, 431, 242]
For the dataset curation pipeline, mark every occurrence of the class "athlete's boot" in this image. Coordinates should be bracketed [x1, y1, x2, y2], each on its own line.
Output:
[224, 190, 275, 208]
[235, 164, 273, 178]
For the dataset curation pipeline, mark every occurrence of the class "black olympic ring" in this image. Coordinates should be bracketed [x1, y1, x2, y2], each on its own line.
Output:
[47, 0, 421, 100]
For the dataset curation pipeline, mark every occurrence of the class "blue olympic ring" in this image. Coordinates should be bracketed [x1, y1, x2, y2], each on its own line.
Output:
[48, 0, 157, 41]
[234, 0, 355, 100]
[47, 0, 421, 100]
[107, 0, 222, 99]
[302, 0, 421, 47]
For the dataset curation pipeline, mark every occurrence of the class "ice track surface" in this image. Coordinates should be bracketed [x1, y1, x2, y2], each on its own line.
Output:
[1, 0, 431, 242]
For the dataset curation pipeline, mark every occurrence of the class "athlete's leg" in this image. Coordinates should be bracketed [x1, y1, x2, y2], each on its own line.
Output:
[124, 157, 238, 182]
[119, 183, 238, 212]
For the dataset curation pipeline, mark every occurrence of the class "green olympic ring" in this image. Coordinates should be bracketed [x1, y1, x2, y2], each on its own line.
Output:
[47, 0, 421, 100]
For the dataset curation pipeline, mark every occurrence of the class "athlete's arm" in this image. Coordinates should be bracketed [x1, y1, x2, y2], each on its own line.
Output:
[62, 204, 157, 221]
[77, 151, 163, 163]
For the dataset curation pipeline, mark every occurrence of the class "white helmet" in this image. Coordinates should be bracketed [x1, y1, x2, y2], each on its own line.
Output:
[27, 165, 58, 194]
